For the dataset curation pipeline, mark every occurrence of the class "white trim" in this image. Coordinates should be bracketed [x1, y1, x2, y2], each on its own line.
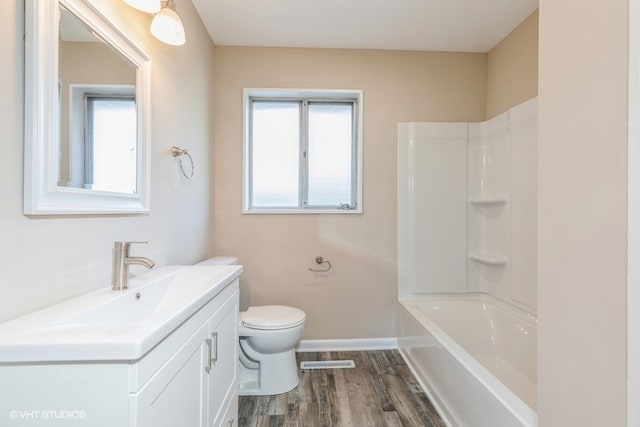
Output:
[242, 208, 362, 215]
[24, 0, 151, 215]
[296, 337, 397, 352]
[629, 0, 640, 423]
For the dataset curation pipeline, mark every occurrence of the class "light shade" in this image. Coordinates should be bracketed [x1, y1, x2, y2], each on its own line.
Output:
[123, 0, 161, 14]
[150, 5, 186, 46]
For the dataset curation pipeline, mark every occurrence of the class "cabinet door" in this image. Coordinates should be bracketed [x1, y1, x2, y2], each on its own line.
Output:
[207, 291, 239, 427]
[219, 393, 238, 427]
[133, 322, 209, 427]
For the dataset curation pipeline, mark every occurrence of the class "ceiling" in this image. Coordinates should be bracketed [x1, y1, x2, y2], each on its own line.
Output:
[190, 0, 538, 53]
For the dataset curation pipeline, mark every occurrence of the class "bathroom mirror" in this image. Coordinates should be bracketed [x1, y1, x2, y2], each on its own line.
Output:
[24, 0, 151, 214]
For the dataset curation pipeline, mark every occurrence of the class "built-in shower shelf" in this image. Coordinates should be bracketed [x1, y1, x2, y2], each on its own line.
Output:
[468, 196, 507, 206]
[469, 252, 508, 266]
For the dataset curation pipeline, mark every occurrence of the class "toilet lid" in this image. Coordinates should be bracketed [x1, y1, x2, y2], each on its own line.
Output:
[241, 305, 306, 330]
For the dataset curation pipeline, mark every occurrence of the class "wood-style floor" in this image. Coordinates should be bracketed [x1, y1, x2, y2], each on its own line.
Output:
[238, 350, 446, 427]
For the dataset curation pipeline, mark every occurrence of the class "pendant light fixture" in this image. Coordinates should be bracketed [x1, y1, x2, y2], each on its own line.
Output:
[123, 0, 186, 46]
[150, 0, 186, 46]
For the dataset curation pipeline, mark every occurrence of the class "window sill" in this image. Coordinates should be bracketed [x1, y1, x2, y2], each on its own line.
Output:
[242, 208, 363, 215]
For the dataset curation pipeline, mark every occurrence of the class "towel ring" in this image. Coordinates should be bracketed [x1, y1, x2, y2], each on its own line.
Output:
[309, 256, 332, 273]
[171, 146, 194, 180]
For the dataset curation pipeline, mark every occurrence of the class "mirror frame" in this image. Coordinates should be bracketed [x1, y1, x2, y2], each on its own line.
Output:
[24, 0, 151, 215]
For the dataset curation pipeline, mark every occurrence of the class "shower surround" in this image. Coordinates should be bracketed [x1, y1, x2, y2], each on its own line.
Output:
[397, 98, 538, 426]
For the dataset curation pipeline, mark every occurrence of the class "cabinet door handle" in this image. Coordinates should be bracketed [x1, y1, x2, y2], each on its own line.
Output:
[205, 338, 213, 373]
[211, 332, 218, 363]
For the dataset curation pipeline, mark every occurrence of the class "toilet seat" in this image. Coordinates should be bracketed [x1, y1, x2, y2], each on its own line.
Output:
[241, 305, 306, 330]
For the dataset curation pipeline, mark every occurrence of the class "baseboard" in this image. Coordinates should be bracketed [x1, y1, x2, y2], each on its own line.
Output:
[296, 337, 398, 352]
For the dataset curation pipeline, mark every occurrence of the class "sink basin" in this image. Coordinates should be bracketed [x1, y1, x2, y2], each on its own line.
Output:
[0, 265, 242, 363]
[50, 271, 175, 331]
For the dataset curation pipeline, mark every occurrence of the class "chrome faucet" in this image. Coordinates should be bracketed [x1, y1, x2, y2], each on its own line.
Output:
[112, 241, 155, 291]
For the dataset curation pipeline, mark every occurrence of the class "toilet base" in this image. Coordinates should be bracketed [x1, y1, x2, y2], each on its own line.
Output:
[238, 342, 300, 396]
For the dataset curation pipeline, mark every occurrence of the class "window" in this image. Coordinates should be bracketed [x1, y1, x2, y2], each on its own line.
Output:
[66, 85, 137, 193]
[244, 89, 363, 213]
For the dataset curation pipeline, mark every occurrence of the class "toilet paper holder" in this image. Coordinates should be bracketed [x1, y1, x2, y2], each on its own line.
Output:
[309, 256, 332, 273]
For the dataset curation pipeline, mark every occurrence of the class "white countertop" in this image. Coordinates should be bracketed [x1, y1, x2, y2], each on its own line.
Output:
[0, 265, 242, 363]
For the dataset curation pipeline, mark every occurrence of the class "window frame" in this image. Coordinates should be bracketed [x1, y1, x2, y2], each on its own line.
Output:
[65, 84, 136, 190]
[243, 88, 363, 214]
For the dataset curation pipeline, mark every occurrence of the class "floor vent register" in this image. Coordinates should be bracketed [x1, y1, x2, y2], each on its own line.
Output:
[299, 360, 356, 370]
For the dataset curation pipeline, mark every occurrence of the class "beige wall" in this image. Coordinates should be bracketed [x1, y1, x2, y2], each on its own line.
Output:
[59, 41, 136, 83]
[486, 10, 538, 118]
[212, 47, 487, 339]
[538, 0, 628, 424]
[0, 0, 215, 322]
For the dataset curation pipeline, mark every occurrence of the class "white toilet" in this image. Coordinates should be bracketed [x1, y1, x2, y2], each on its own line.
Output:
[196, 257, 306, 396]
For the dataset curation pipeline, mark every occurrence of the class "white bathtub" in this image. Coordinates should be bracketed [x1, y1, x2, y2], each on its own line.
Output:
[397, 294, 537, 427]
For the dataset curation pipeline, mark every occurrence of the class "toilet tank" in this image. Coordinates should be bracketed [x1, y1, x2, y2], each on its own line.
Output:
[196, 257, 239, 266]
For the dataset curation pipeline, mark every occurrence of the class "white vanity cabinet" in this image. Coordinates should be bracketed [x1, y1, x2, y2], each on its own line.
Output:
[0, 273, 240, 427]
[132, 282, 239, 427]
[133, 321, 210, 427]
[206, 293, 239, 427]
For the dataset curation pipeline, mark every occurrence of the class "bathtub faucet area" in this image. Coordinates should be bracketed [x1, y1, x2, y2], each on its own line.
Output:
[111, 241, 155, 291]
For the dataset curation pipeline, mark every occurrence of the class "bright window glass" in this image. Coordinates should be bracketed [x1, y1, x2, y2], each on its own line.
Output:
[250, 101, 301, 208]
[87, 97, 137, 193]
[307, 103, 353, 206]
